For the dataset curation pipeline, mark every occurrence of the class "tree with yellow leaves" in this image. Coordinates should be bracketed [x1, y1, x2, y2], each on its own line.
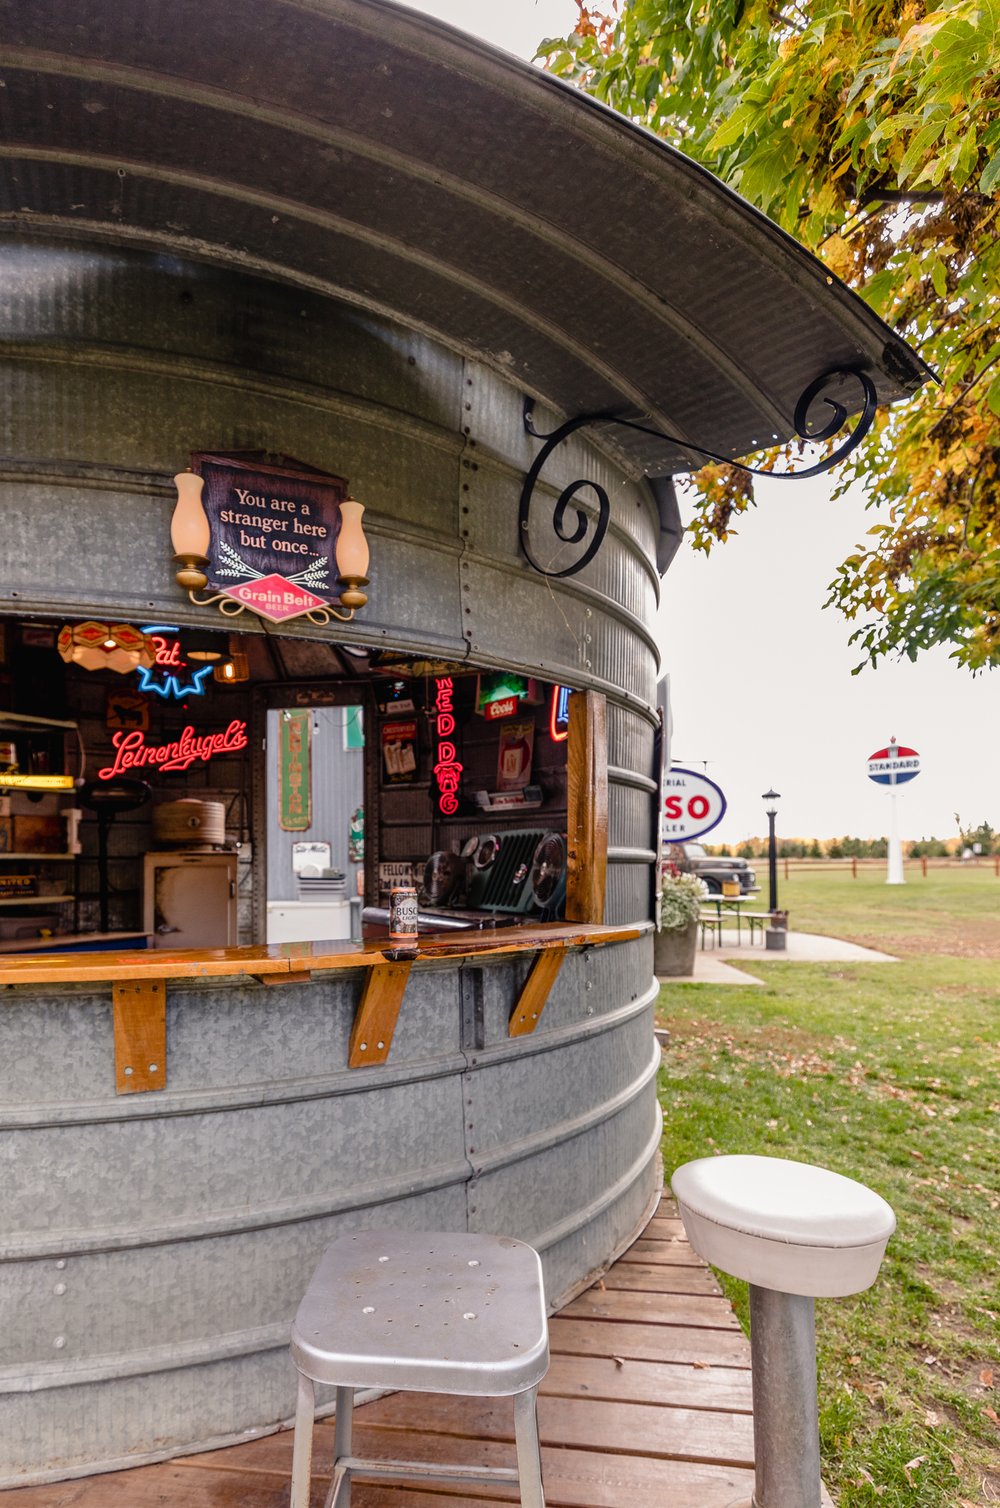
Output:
[541, 2, 1000, 670]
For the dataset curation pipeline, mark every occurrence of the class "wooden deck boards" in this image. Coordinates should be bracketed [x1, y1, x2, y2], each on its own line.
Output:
[3, 1196, 765, 1508]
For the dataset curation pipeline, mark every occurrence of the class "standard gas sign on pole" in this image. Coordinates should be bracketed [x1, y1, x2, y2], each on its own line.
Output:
[866, 737, 920, 885]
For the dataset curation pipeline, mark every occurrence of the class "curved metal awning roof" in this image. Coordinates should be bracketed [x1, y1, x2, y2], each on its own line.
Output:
[0, 0, 931, 477]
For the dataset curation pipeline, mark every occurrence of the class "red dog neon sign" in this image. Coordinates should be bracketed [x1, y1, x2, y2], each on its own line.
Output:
[432, 678, 463, 816]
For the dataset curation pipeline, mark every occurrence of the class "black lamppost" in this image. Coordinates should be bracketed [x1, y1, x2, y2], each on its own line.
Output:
[763, 789, 781, 914]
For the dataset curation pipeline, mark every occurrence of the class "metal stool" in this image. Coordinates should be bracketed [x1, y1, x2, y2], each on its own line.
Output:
[672, 1155, 895, 1508]
[289, 1229, 549, 1508]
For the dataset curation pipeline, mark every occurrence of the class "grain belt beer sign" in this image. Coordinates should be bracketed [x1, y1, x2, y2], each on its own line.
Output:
[867, 739, 920, 786]
[663, 767, 727, 841]
[195, 453, 348, 624]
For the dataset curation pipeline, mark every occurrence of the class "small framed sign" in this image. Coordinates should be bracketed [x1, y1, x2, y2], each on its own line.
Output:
[106, 689, 150, 732]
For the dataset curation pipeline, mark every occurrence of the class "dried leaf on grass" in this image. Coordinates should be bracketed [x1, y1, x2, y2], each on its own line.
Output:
[902, 1455, 926, 1483]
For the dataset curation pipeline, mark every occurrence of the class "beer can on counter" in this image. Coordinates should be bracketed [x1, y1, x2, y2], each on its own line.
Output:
[389, 885, 419, 956]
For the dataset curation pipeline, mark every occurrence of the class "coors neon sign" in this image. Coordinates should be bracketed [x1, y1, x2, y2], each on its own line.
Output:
[99, 721, 248, 780]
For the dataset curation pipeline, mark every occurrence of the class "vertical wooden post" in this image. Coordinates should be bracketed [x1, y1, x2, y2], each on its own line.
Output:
[565, 690, 608, 924]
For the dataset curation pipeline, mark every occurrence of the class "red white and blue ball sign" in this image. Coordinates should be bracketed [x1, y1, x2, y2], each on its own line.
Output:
[867, 743, 920, 786]
[662, 767, 727, 840]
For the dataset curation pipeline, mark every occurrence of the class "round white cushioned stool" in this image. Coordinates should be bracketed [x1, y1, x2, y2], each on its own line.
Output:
[289, 1229, 549, 1508]
[672, 1155, 895, 1508]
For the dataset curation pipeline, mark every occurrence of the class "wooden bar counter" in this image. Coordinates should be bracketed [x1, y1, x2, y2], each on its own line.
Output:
[0, 923, 661, 1488]
[0, 922, 641, 985]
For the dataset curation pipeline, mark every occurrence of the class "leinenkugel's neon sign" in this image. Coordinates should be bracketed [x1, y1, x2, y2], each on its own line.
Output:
[99, 720, 248, 780]
[432, 678, 462, 816]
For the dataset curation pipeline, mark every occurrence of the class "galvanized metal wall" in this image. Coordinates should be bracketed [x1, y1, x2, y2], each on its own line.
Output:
[0, 944, 659, 1483]
[0, 236, 663, 1480]
[0, 237, 663, 928]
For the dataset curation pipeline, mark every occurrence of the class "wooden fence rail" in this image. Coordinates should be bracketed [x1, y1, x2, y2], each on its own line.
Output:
[741, 857, 1000, 879]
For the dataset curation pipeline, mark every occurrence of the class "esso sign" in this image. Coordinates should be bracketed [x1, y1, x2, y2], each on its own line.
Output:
[662, 767, 727, 841]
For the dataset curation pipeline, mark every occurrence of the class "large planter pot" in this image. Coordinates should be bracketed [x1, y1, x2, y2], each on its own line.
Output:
[653, 919, 698, 977]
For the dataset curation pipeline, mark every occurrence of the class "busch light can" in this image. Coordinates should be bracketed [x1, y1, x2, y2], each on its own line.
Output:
[389, 885, 419, 956]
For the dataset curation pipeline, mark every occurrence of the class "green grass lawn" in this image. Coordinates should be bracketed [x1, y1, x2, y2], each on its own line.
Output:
[657, 869, 1000, 1507]
[765, 864, 1000, 956]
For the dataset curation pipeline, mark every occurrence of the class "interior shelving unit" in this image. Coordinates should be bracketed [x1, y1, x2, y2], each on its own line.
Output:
[0, 711, 83, 947]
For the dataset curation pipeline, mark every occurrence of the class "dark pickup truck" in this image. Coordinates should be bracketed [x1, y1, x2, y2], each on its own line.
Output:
[664, 841, 757, 895]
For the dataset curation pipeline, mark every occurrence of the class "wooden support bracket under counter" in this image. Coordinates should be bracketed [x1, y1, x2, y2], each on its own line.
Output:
[0, 923, 643, 1089]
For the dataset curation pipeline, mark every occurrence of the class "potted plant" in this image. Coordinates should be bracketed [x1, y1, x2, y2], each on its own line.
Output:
[654, 870, 705, 977]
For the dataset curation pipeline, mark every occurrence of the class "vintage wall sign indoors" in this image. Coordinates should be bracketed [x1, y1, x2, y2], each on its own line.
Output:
[381, 720, 418, 784]
[278, 710, 312, 831]
[662, 766, 727, 841]
[194, 454, 349, 624]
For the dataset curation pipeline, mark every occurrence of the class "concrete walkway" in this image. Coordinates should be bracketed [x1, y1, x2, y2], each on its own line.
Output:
[659, 929, 897, 985]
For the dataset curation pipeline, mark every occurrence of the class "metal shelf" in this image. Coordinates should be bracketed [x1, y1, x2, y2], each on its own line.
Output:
[0, 711, 80, 732]
[0, 852, 76, 860]
[0, 894, 75, 906]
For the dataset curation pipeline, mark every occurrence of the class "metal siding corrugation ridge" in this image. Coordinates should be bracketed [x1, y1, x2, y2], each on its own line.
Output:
[0, 973, 655, 1132]
[609, 765, 659, 794]
[0, 339, 467, 454]
[470, 1028, 661, 1177]
[0, 53, 781, 445]
[0, 141, 693, 441]
[0, 1, 932, 478]
[0, 1155, 472, 1263]
[304, 0, 930, 391]
[529, 1099, 664, 1255]
[0, 1121, 664, 1401]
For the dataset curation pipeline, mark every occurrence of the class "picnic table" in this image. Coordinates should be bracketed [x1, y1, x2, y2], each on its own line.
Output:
[699, 896, 776, 947]
[699, 893, 748, 946]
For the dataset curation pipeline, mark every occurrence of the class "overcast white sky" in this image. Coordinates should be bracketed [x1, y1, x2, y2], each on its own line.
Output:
[402, 0, 1000, 846]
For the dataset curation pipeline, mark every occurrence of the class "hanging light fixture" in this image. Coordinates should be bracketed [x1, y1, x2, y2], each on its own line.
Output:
[58, 622, 154, 674]
[171, 470, 211, 591]
[213, 636, 251, 684]
[184, 629, 225, 663]
[334, 498, 370, 613]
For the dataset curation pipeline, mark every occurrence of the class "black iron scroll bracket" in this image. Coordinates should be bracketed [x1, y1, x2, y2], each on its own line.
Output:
[518, 368, 878, 579]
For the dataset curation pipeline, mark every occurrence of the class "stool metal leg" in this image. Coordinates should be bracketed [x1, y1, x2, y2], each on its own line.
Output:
[512, 1384, 545, 1508]
[326, 1386, 355, 1508]
[290, 1373, 316, 1508]
[746, 1285, 821, 1508]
